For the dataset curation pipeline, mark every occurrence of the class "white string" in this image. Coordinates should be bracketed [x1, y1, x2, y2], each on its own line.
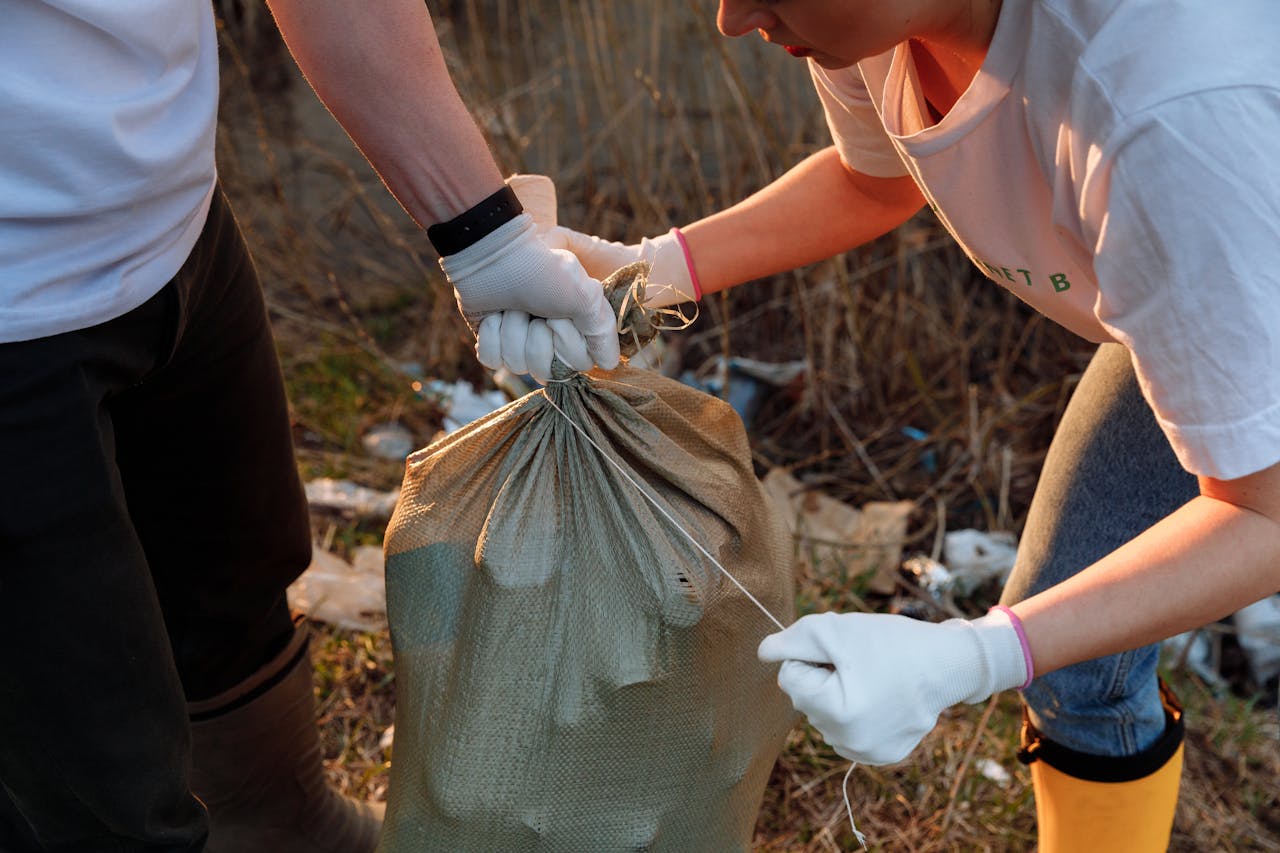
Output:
[540, 388, 785, 632]
[543, 382, 872, 847]
[842, 763, 868, 850]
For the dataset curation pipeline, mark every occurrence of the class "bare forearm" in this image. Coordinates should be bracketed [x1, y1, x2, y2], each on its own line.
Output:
[681, 147, 924, 295]
[1014, 493, 1280, 675]
[266, 0, 503, 226]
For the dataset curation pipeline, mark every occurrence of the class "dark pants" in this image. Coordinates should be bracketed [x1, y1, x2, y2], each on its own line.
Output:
[0, 189, 312, 851]
[1001, 343, 1200, 756]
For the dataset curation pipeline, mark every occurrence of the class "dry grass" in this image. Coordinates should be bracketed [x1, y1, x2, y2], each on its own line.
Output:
[214, 2, 1278, 849]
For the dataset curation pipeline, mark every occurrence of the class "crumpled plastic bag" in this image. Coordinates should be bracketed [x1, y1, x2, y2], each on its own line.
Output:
[287, 545, 386, 632]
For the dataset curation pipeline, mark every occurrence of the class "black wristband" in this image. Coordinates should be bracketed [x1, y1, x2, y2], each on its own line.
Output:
[427, 185, 524, 256]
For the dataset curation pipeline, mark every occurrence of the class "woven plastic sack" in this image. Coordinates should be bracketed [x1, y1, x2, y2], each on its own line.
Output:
[378, 265, 797, 852]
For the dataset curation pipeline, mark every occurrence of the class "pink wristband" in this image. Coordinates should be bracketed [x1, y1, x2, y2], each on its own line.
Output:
[670, 227, 703, 301]
[990, 605, 1035, 689]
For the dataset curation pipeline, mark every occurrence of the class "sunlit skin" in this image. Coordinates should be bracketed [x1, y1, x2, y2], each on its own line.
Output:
[268, 0, 507, 225]
[715, 0, 1002, 73]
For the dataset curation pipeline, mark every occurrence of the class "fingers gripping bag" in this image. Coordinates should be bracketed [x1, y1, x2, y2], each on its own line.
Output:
[379, 264, 797, 852]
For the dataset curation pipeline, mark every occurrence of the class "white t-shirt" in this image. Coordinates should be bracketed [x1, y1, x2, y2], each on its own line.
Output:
[812, 0, 1280, 480]
[0, 1, 218, 343]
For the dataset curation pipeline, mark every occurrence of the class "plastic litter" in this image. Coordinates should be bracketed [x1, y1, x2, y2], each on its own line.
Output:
[1232, 595, 1280, 686]
[679, 356, 805, 426]
[1161, 630, 1228, 691]
[941, 529, 1018, 596]
[901, 554, 953, 600]
[975, 757, 1012, 787]
[420, 378, 511, 434]
[900, 529, 1018, 601]
[304, 478, 400, 520]
[762, 468, 912, 595]
[362, 422, 415, 460]
[723, 355, 807, 387]
[287, 544, 386, 632]
[900, 425, 938, 473]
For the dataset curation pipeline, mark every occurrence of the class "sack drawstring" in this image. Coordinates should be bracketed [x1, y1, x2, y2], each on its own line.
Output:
[540, 387, 785, 632]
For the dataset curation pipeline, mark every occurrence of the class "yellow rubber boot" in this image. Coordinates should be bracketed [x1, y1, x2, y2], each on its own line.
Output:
[1019, 682, 1184, 853]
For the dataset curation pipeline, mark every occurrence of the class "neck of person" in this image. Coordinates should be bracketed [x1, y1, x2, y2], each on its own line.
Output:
[909, 0, 1002, 121]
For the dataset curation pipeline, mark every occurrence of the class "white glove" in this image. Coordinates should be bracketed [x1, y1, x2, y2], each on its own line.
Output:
[441, 213, 619, 383]
[473, 308, 592, 385]
[547, 226, 701, 309]
[757, 609, 1030, 765]
[473, 224, 700, 382]
[467, 174, 699, 381]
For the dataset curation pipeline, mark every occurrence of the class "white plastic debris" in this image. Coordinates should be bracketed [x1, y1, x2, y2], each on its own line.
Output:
[350, 545, 385, 576]
[424, 378, 511, 433]
[902, 530, 1018, 600]
[902, 555, 953, 598]
[287, 544, 386, 632]
[1232, 595, 1280, 685]
[362, 422, 415, 460]
[304, 478, 400, 519]
[975, 758, 1012, 787]
[942, 529, 1018, 596]
[719, 355, 806, 388]
[1162, 630, 1228, 691]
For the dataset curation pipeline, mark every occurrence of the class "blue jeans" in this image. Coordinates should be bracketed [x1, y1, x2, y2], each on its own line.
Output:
[1000, 344, 1198, 756]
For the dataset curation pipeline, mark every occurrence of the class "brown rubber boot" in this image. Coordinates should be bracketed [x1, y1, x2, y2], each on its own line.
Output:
[188, 625, 384, 853]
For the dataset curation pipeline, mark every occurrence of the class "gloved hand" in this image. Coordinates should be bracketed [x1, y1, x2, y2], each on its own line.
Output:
[468, 175, 701, 382]
[757, 609, 1031, 765]
[441, 202, 619, 384]
[472, 306, 594, 385]
[472, 222, 702, 382]
[547, 227, 701, 309]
